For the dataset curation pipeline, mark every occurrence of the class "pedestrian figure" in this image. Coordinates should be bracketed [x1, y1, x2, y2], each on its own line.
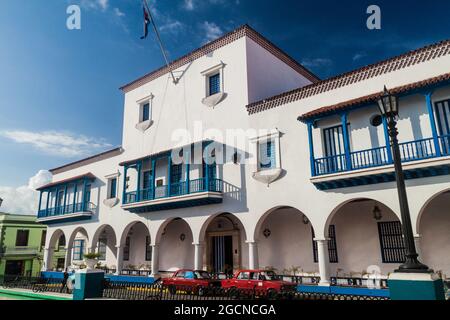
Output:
[60, 268, 69, 293]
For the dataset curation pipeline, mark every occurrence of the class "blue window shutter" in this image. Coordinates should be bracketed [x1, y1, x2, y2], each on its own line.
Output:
[209, 73, 220, 96]
[269, 140, 276, 168]
[143, 171, 152, 189]
[170, 164, 183, 183]
[260, 140, 275, 169]
[142, 103, 150, 122]
[73, 239, 85, 260]
[110, 178, 117, 198]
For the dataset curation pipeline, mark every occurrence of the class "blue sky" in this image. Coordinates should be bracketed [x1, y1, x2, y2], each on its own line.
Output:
[0, 0, 449, 212]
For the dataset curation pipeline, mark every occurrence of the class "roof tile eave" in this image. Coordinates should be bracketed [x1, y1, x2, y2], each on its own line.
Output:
[247, 38, 450, 115]
[297, 72, 450, 122]
[36, 173, 97, 191]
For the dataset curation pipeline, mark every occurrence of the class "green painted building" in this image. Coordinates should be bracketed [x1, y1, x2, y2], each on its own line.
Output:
[0, 213, 66, 277]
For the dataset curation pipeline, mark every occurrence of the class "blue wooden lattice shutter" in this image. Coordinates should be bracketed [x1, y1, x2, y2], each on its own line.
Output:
[209, 73, 220, 96]
[260, 140, 276, 169]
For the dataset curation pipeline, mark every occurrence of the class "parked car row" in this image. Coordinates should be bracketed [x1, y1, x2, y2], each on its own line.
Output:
[161, 269, 297, 296]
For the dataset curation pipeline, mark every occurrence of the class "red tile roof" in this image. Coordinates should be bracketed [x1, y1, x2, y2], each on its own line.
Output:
[298, 72, 450, 122]
[247, 39, 450, 115]
[119, 24, 320, 93]
[37, 173, 96, 191]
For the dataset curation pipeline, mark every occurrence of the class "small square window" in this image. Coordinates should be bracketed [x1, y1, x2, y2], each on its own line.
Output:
[16, 230, 29, 247]
[208, 73, 221, 96]
[156, 179, 164, 187]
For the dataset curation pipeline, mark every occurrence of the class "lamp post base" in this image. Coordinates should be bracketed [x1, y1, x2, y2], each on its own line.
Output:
[395, 259, 432, 274]
[388, 272, 445, 300]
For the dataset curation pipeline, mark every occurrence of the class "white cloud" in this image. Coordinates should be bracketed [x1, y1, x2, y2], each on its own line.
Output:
[160, 20, 184, 34]
[352, 53, 367, 61]
[113, 7, 125, 17]
[182, 0, 230, 11]
[301, 58, 333, 68]
[98, 0, 109, 10]
[0, 170, 52, 215]
[80, 0, 109, 11]
[0, 130, 112, 158]
[183, 0, 195, 10]
[201, 21, 223, 42]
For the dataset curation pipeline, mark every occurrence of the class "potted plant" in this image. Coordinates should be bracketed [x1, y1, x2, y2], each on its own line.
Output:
[83, 252, 101, 270]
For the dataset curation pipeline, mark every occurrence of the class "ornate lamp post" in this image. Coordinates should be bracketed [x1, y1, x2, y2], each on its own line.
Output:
[377, 86, 430, 273]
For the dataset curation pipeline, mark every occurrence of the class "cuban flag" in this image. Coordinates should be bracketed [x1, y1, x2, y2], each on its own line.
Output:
[140, 6, 151, 39]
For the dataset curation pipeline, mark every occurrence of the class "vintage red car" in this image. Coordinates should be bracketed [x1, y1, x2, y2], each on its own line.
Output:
[161, 269, 221, 296]
[221, 270, 297, 296]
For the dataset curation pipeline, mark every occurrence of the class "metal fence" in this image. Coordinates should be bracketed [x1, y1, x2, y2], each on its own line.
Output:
[101, 280, 389, 301]
[0, 275, 71, 294]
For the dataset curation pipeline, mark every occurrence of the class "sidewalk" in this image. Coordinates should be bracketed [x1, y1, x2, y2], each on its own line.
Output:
[0, 288, 72, 300]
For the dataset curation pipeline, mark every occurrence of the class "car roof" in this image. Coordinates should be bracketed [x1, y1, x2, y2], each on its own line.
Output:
[237, 269, 267, 273]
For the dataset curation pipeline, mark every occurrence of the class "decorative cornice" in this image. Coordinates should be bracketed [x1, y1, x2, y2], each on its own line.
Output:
[247, 39, 450, 115]
[298, 72, 450, 122]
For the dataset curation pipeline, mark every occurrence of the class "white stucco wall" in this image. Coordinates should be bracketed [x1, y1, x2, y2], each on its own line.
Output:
[245, 37, 313, 104]
[419, 192, 450, 278]
[158, 219, 194, 271]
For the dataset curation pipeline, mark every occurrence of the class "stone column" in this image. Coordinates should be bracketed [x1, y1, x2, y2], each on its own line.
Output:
[42, 247, 54, 271]
[115, 246, 123, 275]
[64, 246, 72, 270]
[151, 244, 159, 277]
[194, 243, 204, 270]
[315, 238, 331, 286]
[248, 241, 259, 269]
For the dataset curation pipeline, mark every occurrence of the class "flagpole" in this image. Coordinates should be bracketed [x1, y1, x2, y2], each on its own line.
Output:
[142, 0, 177, 84]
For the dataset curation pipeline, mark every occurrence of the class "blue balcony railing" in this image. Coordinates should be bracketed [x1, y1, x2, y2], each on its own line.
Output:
[37, 202, 95, 219]
[124, 178, 224, 205]
[313, 134, 450, 176]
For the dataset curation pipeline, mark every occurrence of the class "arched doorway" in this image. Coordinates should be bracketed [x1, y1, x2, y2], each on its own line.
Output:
[201, 213, 246, 274]
[325, 199, 402, 277]
[255, 207, 316, 275]
[417, 189, 450, 277]
[119, 222, 151, 270]
[91, 225, 117, 270]
[158, 218, 194, 271]
[67, 227, 89, 269]
[44, 229, 67, 272]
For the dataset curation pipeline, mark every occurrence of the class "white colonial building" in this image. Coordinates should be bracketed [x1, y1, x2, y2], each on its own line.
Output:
[38, 25, 450, 285]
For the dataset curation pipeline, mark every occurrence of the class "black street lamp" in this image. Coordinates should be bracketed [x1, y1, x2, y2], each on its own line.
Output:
[377, 86, 430, 273]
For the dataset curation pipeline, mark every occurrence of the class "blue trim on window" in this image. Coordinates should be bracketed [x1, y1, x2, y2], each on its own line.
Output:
[109, 178, 117, 199]
[143, 171, 152, 190]
[142, 103, 150, 122]
[73, 239, 84, 260]
[209, 73, 220, 96]
[259, 140, 276, 169]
